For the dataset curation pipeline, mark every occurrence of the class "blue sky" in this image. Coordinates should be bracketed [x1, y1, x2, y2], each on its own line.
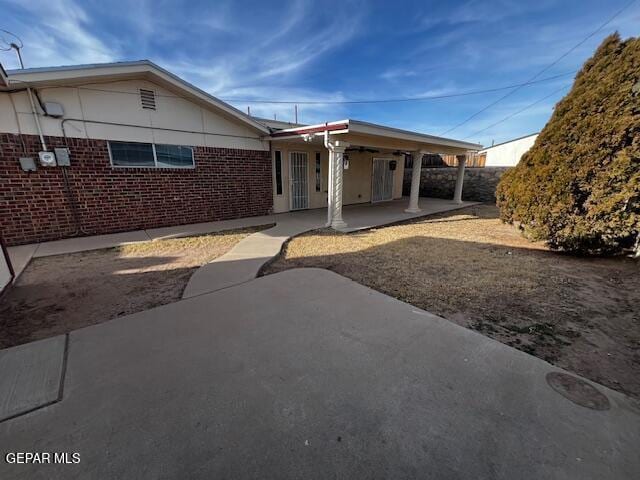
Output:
[1, 0, 638, 146]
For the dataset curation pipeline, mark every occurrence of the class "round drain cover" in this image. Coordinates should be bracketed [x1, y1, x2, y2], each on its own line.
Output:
[546, 372, 610, 410]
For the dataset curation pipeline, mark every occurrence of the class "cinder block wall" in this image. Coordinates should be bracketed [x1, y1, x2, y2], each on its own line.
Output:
[403, 167, 510, 203]
[0, 133, 272, 245]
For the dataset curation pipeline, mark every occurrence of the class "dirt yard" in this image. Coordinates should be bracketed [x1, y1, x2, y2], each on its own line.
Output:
[0, 225, 270, 349]
[264, 204, 640, 399]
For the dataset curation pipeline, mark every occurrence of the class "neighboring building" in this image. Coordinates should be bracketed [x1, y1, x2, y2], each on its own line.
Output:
[0, 60, 480, 246]
[477, 133, 539, 167]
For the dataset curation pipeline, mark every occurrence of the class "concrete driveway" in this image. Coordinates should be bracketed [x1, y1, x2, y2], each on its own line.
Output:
[1, 269, 638, 479]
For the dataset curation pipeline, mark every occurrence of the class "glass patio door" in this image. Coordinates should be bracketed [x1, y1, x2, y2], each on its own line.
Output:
[372, 158, 393, 202]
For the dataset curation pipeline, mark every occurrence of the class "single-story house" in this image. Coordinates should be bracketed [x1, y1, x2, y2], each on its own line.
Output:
[0, 60, 480, 246]
[477, 133, 539, 167]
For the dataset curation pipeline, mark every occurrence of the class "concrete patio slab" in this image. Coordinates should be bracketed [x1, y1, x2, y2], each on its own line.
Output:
[0, 335, 66, 422]
[0, 269, 637, 479]
[337, 197, 477, 232]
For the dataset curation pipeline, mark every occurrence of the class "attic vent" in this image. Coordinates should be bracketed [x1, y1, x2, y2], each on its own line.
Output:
[139, 89, 156, 110]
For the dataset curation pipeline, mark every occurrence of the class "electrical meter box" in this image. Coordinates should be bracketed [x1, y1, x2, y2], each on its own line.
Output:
[38, 151, 57, 167]
[54, 148, 71, 166]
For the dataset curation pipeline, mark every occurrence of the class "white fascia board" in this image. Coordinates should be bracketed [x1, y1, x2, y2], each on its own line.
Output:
[4, 60, 269, 134]
[271, 119, 351, 135]
[348, 119, 482, 151]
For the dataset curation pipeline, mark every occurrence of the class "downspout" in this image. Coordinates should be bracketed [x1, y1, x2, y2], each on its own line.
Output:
[26, 87, 47, 151]
[324, 126, 333, 227]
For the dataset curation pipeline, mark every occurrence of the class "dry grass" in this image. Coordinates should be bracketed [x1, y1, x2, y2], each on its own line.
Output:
[264, 205, 640, 398]
[0, 225, 272, 348]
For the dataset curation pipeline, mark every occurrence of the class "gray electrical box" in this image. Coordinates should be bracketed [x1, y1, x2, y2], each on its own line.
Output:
[19, 157, 37, 172]
[54, 147, 71, 166]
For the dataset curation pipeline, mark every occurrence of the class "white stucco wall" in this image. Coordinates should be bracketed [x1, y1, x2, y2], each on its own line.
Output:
[0, 249, 12, 293]
[481, 134, 538, 167]
[0, 80, 268, 150]
[271, 141, 405, 213]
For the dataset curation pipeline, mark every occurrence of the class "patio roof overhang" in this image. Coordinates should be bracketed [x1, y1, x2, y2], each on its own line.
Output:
[267, 119, 479, 231]
[266, 119, 482, 155]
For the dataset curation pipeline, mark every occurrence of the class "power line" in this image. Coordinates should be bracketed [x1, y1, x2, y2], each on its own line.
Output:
[220, 72, 574, 105]
[6, 71, 573, 106]
[440, 0, 637, 136]
[463, 85, 570, 141]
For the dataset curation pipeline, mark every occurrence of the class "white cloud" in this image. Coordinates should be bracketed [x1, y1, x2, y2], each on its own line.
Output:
[0, 0, 116, 69]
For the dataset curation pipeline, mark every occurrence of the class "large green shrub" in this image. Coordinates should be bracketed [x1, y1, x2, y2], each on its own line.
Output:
[496, 33, 639, 255]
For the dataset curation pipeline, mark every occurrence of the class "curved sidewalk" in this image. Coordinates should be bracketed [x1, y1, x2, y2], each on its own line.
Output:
[182, 210, 325, 298]
[182, 198, 478, 298]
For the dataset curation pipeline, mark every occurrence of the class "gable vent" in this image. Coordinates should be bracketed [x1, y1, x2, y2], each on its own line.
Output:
[139, 89, 156, 110]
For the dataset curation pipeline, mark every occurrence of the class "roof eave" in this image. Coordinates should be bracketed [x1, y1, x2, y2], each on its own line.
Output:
[348, 120, 482, 151]
[4, 60, 270, 134]
[267, 118, 481, 151]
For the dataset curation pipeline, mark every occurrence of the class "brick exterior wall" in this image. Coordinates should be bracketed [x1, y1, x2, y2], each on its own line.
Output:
[0, 133, 273, 246]
[403, 166, 510, 203]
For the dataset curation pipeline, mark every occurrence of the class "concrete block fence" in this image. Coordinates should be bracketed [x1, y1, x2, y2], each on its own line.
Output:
[403, 167, 510, 203]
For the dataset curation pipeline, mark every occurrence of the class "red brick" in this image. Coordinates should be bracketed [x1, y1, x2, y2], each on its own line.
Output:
[0, 133, 273, 245]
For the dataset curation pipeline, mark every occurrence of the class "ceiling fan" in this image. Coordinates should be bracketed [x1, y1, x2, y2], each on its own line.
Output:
[391, 150, 411, 156]
[345, 146, 379, 154]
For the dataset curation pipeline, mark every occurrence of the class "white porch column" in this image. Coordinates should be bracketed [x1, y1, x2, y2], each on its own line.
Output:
[405, 150, 425, 213]
[328, 141, 350, 229]
[453, 154, 467, 204]
[326, 149, 334, 227]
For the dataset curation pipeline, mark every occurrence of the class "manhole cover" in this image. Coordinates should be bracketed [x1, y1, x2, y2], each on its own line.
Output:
[546, 372, 610, 410]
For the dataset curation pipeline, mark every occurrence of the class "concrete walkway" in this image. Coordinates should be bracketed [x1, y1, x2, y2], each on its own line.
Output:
[6, 214, 276, 281]
[7, 197, 473, 285]
[1, 269, 638, 479]
[183, 197, 477, 298]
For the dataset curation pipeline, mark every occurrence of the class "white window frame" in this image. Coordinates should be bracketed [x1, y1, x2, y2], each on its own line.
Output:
[108, 141, 195, 169]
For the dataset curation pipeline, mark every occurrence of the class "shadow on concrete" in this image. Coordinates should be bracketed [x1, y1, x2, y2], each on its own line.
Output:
[258, 214, 640, 398]
[1, 268, 638, 479]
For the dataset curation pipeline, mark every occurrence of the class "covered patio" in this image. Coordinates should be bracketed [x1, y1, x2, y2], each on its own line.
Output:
[280, 196, 478, 233]
[268, 119, 482, 229]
